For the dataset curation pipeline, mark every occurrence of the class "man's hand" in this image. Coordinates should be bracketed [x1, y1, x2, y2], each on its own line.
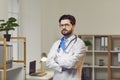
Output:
[54, 55, 57, 60]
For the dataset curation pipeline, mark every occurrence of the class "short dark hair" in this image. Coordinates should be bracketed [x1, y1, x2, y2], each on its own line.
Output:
[59, 14, 76, 25]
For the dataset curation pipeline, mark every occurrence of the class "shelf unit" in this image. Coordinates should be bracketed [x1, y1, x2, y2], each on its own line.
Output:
[79, 35, 120, 80]
[0, 37, 26, 80]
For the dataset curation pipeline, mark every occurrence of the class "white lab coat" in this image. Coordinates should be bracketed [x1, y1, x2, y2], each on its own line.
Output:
[46, 35, 86, 80]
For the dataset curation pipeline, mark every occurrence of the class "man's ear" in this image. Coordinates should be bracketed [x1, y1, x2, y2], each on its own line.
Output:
[73, 25, 75, 27]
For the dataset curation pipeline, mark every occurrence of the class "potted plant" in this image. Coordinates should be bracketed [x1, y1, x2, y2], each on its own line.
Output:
[0, 17, 19, 41]
[84, 40, 92, 50]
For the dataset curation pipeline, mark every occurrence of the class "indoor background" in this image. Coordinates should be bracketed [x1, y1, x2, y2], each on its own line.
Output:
[0, 0, 120, 73]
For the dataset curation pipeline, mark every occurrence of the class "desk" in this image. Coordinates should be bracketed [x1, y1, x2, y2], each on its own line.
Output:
[26, 70, 54, 80]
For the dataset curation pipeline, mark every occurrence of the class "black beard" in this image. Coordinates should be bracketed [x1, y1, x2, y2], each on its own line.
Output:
[61, 29, 72, 37]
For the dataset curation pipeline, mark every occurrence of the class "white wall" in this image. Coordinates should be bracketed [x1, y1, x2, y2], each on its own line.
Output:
[0, 0, 7, 19]
[40, 0, 61, 53]
[0, 0, 8, 37]
[0, 0, 42, 74]
[19, 0, 41, 73]
[40, 0, 120, 53]
[63, 0, 120, 35]
[1, 0, 120, 74]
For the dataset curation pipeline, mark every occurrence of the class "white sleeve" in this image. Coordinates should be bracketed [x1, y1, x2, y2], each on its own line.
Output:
[46, 42, 62, 72]
[56, 40, 86, 69]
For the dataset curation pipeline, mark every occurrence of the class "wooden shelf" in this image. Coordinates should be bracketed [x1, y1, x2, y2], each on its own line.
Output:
[112, 78, 120, 80]
[0, 37, 26, 80]
[79, 35, 120, 80]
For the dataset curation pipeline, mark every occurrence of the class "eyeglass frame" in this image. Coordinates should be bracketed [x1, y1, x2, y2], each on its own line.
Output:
[59, 23, 72, 28]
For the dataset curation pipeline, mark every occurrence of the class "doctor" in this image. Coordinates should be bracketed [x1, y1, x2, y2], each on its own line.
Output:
[46, 14, 86, 80]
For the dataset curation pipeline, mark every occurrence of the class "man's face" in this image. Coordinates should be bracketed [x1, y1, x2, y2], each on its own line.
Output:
[59, 19, 74, 36]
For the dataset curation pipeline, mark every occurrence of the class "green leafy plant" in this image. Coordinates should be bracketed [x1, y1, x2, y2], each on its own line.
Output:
[0, 17, 19, 41]
[0, 17, 19, 34]
[84, 40, 92, 46]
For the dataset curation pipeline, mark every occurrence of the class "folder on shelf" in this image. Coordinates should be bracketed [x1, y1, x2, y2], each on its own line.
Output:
[104, 37, 108, 47]
[100, 36, 108, 50]
[101, 37, 105, 50]
[101, 37, 105, 47]
[95, 37, 101, 50]
[104, 37, 108, 50]
[118, 53, 120, 62]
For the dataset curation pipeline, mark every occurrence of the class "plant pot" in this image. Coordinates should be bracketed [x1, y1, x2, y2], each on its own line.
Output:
[4, 34, 11, 41]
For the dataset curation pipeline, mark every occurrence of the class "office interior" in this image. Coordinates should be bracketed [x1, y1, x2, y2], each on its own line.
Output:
[1, 0, 120, 80]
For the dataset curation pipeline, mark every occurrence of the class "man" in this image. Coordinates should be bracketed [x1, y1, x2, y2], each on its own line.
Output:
[46, 14, 86, 80]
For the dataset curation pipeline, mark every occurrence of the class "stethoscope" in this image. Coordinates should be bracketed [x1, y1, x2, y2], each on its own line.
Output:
[57, 35, 77, 53]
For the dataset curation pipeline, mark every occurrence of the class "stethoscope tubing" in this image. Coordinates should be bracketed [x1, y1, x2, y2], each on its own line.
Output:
[57, 35, 77, 53]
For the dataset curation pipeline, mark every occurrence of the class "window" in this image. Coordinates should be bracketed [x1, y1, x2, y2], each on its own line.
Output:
[8, 0, 19, 60]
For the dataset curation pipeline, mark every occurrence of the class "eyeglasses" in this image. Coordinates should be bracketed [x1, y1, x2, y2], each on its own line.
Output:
[59, 23, 71, 28]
